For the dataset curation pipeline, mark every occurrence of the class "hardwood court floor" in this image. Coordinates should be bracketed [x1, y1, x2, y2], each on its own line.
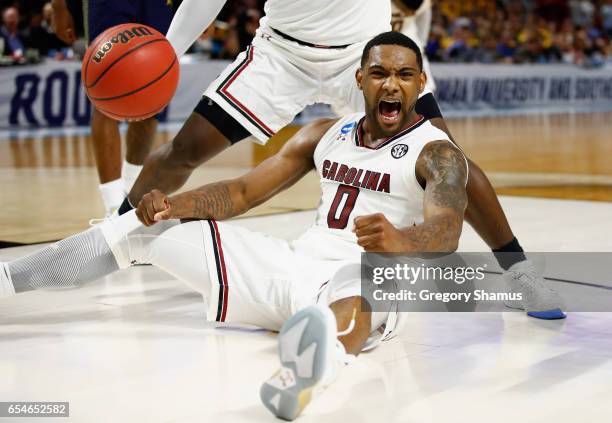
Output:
[1, 112, 611, 244]
[1, 199, 611, 422]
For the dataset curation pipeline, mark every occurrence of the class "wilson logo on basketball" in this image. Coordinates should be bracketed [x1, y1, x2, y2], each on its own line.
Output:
[92, 26, 155, 64]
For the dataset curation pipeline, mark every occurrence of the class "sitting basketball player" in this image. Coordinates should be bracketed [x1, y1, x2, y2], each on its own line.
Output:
[109, 0, 555, 313]
[0, 33, 564, 420]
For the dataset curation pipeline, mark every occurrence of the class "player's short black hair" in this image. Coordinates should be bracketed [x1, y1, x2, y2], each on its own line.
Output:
[360, 31, 423, 70]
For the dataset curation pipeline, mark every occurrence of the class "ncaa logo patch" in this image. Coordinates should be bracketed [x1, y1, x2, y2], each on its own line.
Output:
[340, 122, 356, 135]
[391, 144, 409, 159]
[336, 121, 356, 142]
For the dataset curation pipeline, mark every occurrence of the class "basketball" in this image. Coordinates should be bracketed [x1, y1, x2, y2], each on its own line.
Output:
[81, 23, 179, 121]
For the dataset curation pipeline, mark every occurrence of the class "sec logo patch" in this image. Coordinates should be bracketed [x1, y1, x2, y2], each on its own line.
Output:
[391, 144, 409, 159]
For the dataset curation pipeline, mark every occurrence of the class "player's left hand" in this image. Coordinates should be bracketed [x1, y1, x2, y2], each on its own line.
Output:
[353, 213, 405, 252]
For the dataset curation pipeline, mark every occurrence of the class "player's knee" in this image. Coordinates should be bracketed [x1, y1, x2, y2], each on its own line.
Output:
[129, 219, 187, 264]
[324, 263, 363, 305]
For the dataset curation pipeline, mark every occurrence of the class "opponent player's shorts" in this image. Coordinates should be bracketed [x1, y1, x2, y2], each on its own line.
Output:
[85, 0, 174, 43]
[202, 25, 368, 143]
[199, 220, 401, 350]
[202, 25, 439, 144]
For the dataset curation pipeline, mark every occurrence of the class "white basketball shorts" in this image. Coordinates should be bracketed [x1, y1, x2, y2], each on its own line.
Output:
[204, 25, 435, 143]
[203, 25, 368, 143]
[199, 219, 354, 329]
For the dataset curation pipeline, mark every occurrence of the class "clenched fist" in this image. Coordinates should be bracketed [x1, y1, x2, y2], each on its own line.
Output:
[353, 213, 405, 252]
[136, 189, 174, 226]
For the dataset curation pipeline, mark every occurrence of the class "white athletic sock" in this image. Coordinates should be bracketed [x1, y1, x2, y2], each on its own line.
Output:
[99, 179, 125, 214]
[121, 160, 143, 194]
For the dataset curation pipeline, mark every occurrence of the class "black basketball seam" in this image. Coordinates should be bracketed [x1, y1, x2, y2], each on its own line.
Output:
[89, 55, 177, 102]
[86, 38, 168, 89]
[84, 27, 122, 87]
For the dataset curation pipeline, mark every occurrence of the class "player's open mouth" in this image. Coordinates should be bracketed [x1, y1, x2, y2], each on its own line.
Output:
[378, 99, 402, 123]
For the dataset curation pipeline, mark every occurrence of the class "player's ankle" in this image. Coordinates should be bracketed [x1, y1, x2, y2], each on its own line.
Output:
[99, 179, 125, 215]
[117, 197, 135, 216]
[121, 160, 143, 194]
[492, 236, 527, 270]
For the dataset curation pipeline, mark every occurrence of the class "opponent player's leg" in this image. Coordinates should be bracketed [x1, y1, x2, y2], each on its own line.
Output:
[118, 34, 315, 214]
[118, 0, 176, 195]
[85, 1, 134, 215]
[90, 112, 158, 214]
[86, 0, 174, 215]
[122, 106, 242, 210]
[122, 118, 158, 194]
[91, 107, 124, 214]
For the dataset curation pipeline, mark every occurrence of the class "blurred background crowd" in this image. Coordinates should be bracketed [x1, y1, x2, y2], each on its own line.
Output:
[1, 0, 611, 67]
[426, 0, 612, 66]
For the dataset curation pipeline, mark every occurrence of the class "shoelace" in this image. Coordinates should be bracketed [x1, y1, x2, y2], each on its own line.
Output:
[88, 218, 108, 226]
[89, 208, 119, 226]
[335, 307, 357, 365]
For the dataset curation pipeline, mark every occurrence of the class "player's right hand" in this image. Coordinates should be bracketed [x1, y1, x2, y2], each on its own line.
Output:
[136, 189, 172, 226]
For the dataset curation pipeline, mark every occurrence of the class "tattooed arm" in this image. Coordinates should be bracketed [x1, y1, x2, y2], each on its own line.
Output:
[135, 119, 337, 226]
[354, 140, 468, 252]
[409, 140, 468, 251]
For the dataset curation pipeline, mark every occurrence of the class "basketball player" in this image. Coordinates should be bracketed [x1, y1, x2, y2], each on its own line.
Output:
[51, 0, 175, 216]
[1, 33, 565, 420]
[108, 0, 552, 313]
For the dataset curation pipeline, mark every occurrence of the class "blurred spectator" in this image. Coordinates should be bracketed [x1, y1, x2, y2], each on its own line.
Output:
[188, 0, 262, 59]
[0, 6, 26, 59]
[497, 29, 518, 62]
[474, 35, 499, 62]
[425, 24, 445, 61]
[570, 0, 595, 27]
[445, 23, 476, 61]
[23, 2, 69, 58]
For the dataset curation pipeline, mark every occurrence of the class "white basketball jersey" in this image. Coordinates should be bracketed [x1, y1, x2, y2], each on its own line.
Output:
[292, 113, 451, 261]
[260, 0, 391, 46]
[293, 113, 457, 347]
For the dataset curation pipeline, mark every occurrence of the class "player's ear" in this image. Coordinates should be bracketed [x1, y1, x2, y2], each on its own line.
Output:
[356, 68, 363, 91]
[418, 70, 427, 94]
